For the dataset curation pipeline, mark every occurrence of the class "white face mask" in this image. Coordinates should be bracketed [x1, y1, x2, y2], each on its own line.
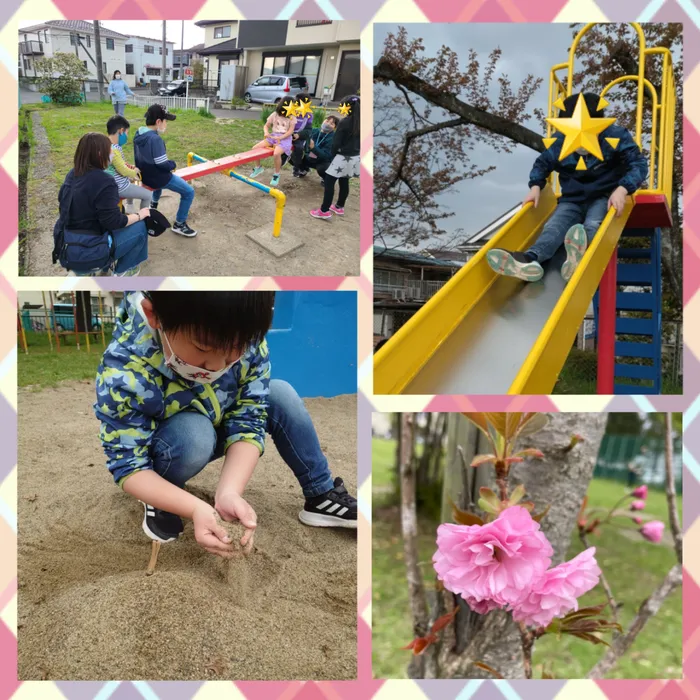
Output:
[160, 329, 236, 384]
[157, 124, 166, 134]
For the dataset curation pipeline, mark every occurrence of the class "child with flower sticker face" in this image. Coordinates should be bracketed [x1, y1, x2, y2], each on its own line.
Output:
[94, 291, 357, 562]
[252, 97, 297, 187]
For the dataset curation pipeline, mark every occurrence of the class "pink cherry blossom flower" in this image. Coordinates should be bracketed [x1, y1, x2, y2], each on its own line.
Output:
[632, 484, 648, 499]
[630, 500, 646, 511]
[511, 547, 601, 628]
[640, 520, 665, 543]
[633, 516, 643, 525]
[464, 596, 501, 615]
[433, 506, 553, 608]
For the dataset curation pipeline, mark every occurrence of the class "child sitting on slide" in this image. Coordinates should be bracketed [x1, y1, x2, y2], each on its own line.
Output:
[252, 98, 297, 188]
[105, 115, 152, 211]
[134, 104, 197, 238]
[486, 92, 648, 283]
[94, 291, 357, 556]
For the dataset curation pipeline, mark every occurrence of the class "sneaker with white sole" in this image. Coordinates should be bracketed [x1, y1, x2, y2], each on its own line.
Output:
[112, 265, 140, 277]
[270, 174, 281, 187]
[310, 208, 332, 220]
[141, 502, 184, 542]
[250, 166, 264, 179]
[561, 224, 588, 281]
[486, 249, 544, 282]
[299, 477, 357, 529]
[330, 204, 345, 216]
[172, 221, 198, 237]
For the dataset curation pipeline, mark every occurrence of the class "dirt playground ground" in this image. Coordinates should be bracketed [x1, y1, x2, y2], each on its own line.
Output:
[24, 110, 359, 277]
[17, 383, 357, 681]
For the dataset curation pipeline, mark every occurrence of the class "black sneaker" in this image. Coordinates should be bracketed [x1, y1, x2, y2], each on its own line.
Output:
[292, 169, 301, 178]
[172, 220, 198, 237]
[299, 477, 357, 529]
[298, 169, 308, 178]
[141, 502, 184, 542]
[151, 202, 159, 210]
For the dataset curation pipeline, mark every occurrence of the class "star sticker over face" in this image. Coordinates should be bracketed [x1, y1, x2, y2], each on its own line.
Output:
[338, 102, 352, 117]
[545, 93, 616, 161]
[296, 100, 314, 118]
[282, 101, 298, 118]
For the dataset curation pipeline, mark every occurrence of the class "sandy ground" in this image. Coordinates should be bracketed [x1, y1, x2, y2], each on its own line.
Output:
[17, 383, 357, 681]
[24, 111, 360, 277]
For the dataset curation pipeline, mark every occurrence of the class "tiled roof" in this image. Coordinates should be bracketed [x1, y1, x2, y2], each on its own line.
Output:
[126, 35, 175, 44]
[373, 245, 463, 269]
[198, 38, 241, 55]
[20, 20, 129, 39]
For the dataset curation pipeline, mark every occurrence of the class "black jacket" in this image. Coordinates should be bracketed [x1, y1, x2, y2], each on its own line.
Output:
[331, 117, 360, 158]
[55, 168, 129, 236]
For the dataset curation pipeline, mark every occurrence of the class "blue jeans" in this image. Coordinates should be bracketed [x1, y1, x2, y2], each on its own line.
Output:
[114, 102, 126, 116]
[150, 379, 334, 498]
[151, 174, 195, 223]
[112, 219, 148, 273]
[528, 196, 608, 263]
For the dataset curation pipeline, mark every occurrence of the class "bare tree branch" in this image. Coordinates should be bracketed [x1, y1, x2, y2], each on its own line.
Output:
[374, 57, 546, 153]
[665, 413, 683, 564]
[587, 564, 682, 679]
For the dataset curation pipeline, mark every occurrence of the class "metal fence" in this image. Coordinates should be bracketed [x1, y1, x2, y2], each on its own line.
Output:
[127, 92, 210, 113]
[375, 280, 446, 302]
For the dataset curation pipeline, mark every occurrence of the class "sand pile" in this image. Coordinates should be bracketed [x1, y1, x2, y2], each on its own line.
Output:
[18, 384, 357, 680]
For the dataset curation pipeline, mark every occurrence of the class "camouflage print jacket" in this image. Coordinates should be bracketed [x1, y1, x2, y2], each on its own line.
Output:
[94, 292, 270, 486]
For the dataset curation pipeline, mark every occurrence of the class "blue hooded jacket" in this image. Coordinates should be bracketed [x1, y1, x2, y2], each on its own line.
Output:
[133, 126, 177, 189]
[95, 292, 270, 486]
[528, 124, 648, 203]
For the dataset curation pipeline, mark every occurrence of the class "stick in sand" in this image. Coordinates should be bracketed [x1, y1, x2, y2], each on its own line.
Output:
[146, 540, 161, 576]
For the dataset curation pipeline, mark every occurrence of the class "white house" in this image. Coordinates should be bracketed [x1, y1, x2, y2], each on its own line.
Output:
[19, 20, 127, 86]
[125, 35, 175, 87]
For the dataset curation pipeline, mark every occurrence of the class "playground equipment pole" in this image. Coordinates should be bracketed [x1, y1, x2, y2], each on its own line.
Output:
[49, 291, 61, 352]
[17, 304, 28, 354]
[597, 250, 618, 394]
[98, 292, 106, 348]
[71, 292, 81, 351]
[41, 291, 53, 351]
[80, 294, 92, 354]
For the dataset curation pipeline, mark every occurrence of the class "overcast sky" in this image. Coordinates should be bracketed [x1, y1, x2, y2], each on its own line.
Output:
[18, 20, 205, 51]
[374, 23, 574, 247]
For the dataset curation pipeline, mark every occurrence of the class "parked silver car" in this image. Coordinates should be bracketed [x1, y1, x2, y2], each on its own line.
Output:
[243, 74, 309, 104]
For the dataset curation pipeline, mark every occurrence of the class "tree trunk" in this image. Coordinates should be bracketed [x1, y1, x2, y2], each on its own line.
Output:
[74, 291, 92, 333]
[427, 412, 608, 679]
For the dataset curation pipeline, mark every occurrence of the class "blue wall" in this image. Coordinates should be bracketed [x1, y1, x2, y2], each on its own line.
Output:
[267, 291, 357, 398]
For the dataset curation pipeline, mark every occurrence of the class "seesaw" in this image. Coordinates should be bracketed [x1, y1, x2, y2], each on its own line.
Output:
[185, 150, 303, 256]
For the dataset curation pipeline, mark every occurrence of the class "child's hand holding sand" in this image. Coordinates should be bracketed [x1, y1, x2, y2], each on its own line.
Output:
[192, 502, 235, 558]
[215, 491, 256, 554]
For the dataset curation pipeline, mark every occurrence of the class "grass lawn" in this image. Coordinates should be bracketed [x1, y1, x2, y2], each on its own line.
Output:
[21, 102, 270, 189]
[18, 331, 102, 389]
[372, 437, 683, 679]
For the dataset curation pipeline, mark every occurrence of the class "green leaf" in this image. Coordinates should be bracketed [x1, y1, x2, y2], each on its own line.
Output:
[479, 487, 501, 510]
[514, 448, 545, 460]
[450, 500, 485, 526]
[462, 413, 490, 436]
[508, 483, 526, 506]
[518, 413, 549, 437]
[470, 454, 497, 468]
[478, 498, 500, 515]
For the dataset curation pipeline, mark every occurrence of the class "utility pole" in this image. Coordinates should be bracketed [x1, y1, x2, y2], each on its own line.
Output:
[162, 21, 167, 88]
[93, 21, 105, 100]
[181, 20, 185, 79]
[73, 32, 86, 99]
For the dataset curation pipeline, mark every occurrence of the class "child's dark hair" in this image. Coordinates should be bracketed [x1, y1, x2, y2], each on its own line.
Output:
[560, 92, 605, 119]
[107, 115, 130, 135]
[276, 96, 295, 116]
[145, 291, 275, 352]
[296, 93, 312, 105]
[325, 115, 340, 127]
[113, 69, 122, 79]
[338, 94, 360, 137]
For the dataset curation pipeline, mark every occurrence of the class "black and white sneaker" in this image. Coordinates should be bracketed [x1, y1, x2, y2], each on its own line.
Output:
[172, 221, 198, 237]
[299, 477, 357, 529]
[141, 502, 184, 543]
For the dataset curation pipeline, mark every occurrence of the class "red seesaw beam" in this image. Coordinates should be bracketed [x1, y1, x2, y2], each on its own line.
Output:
[175, 147, 272, 181]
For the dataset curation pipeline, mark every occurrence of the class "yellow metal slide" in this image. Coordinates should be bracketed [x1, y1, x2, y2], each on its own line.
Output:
[374, 187, 635, 395]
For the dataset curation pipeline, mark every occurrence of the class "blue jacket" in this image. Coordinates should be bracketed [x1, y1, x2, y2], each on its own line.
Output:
[309, 128, 334, 162]
[95, 292, 271, 486]
[133, 126, 176, 189]
[528, 124, 648, 202]
[108, 79, 133, 103]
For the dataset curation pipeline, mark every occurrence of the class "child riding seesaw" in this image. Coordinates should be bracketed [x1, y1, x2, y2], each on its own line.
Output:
[95, 291, 357, 562]
[134, 104, 198, 238]
[486, 92, 648, 283]
[251, 97, 298, 188]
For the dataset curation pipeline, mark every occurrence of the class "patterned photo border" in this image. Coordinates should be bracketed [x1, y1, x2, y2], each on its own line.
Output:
[2, 1, 699, 698]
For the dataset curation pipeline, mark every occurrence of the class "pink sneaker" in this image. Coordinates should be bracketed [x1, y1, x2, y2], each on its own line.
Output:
[310, 208, 332, 220]
[330, 204, 345, 216]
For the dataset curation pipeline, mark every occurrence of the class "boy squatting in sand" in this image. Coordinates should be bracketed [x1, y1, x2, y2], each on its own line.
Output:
[95, 292, 357, 558]
[486, 92, 648, 283]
